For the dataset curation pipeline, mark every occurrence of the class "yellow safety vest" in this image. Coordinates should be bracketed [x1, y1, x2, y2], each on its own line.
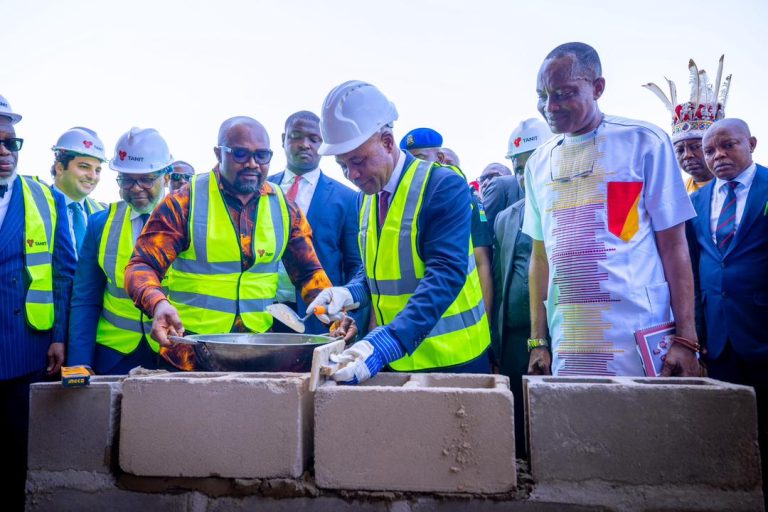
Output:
[360, 159, 490, 371]
[20, 176, 56, 330]
[96, 201, 156, 354]
[167, 172, 289, 334]
[85, 196, 106, 215]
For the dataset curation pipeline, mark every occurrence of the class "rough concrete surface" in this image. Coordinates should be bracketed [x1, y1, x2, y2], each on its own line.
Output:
[28, 376, 124, 472]
[315, 373, 516, 493]
[119, 372, 312, 478]
[524, 376, 764, 510]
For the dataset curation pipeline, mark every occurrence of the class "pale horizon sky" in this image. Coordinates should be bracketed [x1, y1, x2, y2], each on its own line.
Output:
[5, 0, 767, 202]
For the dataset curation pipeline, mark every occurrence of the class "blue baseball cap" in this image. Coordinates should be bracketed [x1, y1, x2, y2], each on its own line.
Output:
[399, 127, 443, 150]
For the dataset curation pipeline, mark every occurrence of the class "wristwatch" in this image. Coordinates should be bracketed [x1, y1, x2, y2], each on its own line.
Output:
[527, 338, 549, 351]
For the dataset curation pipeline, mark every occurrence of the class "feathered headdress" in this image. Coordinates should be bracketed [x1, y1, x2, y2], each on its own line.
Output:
[643, 55, 731, 142]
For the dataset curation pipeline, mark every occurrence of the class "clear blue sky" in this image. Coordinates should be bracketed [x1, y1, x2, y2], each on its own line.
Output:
[5, 0, 767, 202]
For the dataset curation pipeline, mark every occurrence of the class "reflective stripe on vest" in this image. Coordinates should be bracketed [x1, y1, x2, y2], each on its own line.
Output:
[96, 201, 157, 354]
[168, 172, 289, 334]
[21, 176, 56, 330]
[359, 160, 490, 371]
[85, 197, 106, 214]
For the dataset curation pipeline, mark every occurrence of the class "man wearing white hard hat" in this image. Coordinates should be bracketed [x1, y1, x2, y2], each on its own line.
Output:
[49, 127, 107, 255]
[0, 94, 77, 511]
[67, 127, 172, 374]
[307, 80, 491, 384]
[483, 118, 553, 227]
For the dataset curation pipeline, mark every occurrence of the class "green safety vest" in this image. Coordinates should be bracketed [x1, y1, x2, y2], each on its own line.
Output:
[20, 176, 56, 330]
[167, 172, 289, 334]
[96, 201, 156, 354]
[360, 159, 491, 371]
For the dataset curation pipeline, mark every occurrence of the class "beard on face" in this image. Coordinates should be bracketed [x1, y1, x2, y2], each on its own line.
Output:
[234, 172, 264, 194]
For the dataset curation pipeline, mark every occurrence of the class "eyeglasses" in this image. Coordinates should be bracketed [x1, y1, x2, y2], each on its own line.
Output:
[116, 173, 164, 189]
[0, 138, 23, 152]
[219, 145, 273, 165]
[549, 132, 598, 183]
[170, 173, 192, 182]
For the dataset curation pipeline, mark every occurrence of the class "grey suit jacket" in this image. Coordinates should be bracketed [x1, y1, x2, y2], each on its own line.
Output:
[491, 198, 532, 361]
[483, 175, 524, 228]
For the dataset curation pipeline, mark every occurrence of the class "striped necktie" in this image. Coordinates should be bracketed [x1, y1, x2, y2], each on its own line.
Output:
[715, 181, 738, 253]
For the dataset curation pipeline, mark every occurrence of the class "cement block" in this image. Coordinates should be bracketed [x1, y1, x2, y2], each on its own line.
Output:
[119, 372, 312, 478]
[315, 373, 516, 493]
[524, 376, 763, 491]
[28, 376, 124, 472]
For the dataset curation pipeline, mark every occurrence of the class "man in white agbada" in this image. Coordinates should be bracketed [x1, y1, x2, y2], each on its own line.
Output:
[523, 42, 704, 377]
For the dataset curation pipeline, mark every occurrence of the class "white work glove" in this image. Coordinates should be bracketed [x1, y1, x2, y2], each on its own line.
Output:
[307, 286, 358, 324]
[329, 326, 406, 385]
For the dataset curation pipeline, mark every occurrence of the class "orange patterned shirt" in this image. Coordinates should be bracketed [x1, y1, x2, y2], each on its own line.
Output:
[125, 166, 332, 332]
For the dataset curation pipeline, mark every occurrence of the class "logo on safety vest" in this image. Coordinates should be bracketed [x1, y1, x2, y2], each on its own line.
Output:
[27, 238, 46, 248]
[256, 249, 274, 258]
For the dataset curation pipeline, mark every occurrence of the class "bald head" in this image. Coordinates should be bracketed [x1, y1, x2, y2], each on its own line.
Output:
[438, 147, 460, 166]
[217, 116, 268, 146]
[703, 118, 757, 181]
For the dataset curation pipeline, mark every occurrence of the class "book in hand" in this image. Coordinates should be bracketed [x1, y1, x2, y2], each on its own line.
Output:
[634, 321, 676, 377]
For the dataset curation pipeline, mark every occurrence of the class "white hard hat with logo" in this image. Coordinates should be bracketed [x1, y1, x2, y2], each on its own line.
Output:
[109, 127, 173, 174]
[0, 94, 22, 124]
[52, 127, 107, 162]
[506, 118, 553, 158]
[318, 80, 399, 156]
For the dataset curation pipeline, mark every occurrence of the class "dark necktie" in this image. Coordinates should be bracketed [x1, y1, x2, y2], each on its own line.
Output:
[378, 190, 391, 226]
[140, 213, 150, 225]
[715, 181, 738, 253]
[0, 184, 7, 198]
[69, 202, 86, 254]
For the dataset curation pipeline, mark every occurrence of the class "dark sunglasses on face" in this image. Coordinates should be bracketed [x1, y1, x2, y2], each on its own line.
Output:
[0, 138, 23, 152]
[170, 173, 192, 182]
[116, 173, 164, 189]
[219, 145, 273, 164]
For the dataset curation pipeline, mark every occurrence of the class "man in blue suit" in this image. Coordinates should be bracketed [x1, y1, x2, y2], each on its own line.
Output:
[268, 111, 364, 335]
[687, 118, 768, 502]
[0, 95, 77, 511]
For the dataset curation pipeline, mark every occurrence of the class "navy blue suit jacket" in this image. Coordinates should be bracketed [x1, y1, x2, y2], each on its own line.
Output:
[268, 170, 365, 334]
[0, 177, 76, 380]
[687, 164, 768, 360]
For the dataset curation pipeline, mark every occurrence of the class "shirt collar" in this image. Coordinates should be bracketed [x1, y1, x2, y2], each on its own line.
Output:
[283, 167, 321, 186]
[381, 150, 407, 196]
[52, 184, 85, 208]
[715, 162, 757, 192]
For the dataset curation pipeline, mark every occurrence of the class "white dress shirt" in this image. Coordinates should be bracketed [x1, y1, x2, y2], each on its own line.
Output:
[379, 150, 407, 207]
[0, 173, 16, 230]
[52, 184, 88, 251]
[709, 163, 757, 243]
[279, 168, 320, 214]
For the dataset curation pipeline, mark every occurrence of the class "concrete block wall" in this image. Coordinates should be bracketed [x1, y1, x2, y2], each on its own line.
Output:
[26, 372, 765, 511]
[524, 376, 764, 511]
[314, 373, 517, 493]
[119, 372, 313, 479]
[28, 376, 124, 473]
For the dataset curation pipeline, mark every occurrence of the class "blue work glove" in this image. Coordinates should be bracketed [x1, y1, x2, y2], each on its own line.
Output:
[330, 326, 406, 385]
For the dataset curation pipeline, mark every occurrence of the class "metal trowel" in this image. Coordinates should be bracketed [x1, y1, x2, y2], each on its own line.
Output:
[266, 303, 327, 333]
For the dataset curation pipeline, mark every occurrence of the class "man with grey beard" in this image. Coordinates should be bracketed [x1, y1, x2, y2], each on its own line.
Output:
[0, 94, 76, 511]
[67, 127, 173, 374]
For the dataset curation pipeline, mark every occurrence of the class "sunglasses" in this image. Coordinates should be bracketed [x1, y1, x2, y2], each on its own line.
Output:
[170, 173, 192, 182]
[116, 173, 164, 189]
[0, 137, 23, 152]
[219, 145, 273, 164]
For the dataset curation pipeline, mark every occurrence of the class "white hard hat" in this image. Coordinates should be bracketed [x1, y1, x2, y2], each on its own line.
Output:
[506, 118, 553, 158]
[318, 80, 399, 156]
[0, 94, 22, 124]
[109, 127, 173, 174]
[52, 127, 107, 161]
